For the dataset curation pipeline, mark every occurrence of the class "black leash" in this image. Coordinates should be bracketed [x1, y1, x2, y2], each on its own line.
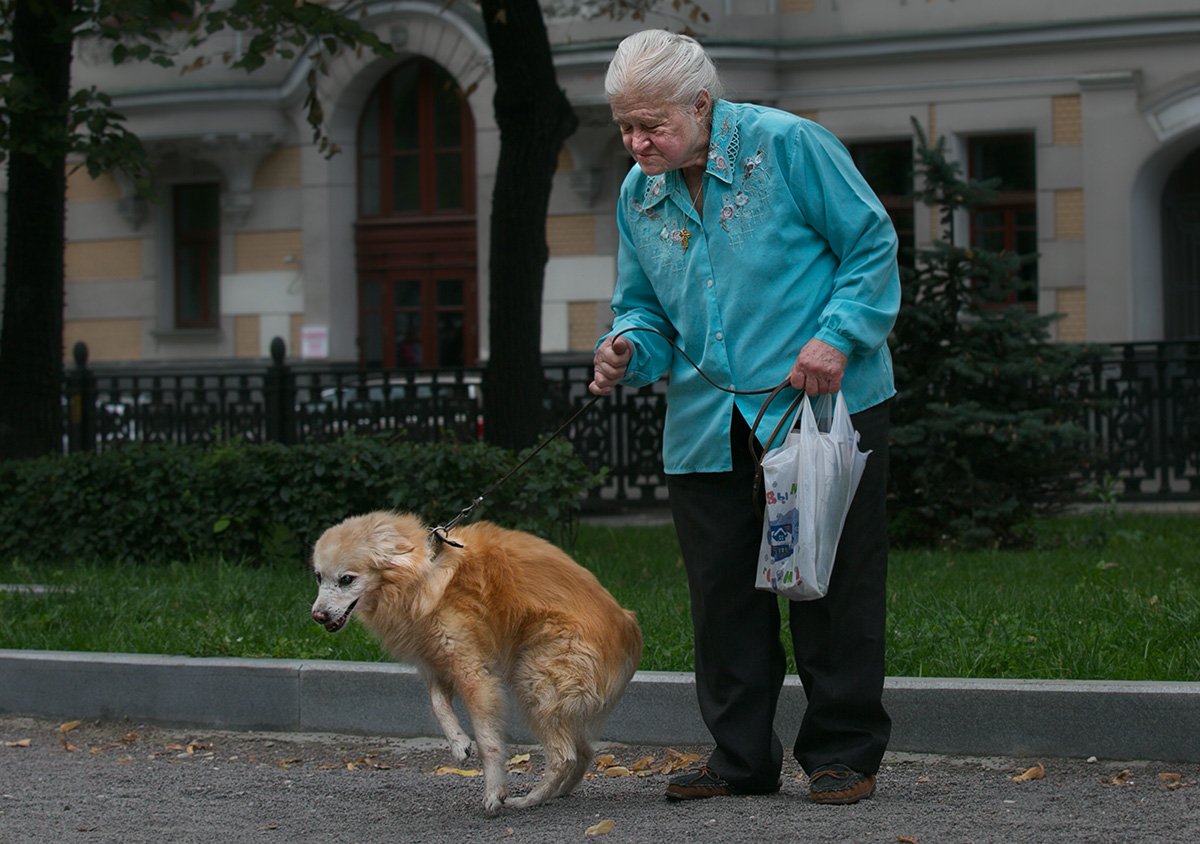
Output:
[428, 392, 603, 548]
[429, 326, 797, 547]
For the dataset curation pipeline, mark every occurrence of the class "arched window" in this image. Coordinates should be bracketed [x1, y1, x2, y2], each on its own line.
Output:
[355, 59, 477, 368]
[358, 59, 474, 218]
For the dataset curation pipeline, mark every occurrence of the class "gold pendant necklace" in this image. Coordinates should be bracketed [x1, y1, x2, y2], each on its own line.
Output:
[679, 176, 702, 252]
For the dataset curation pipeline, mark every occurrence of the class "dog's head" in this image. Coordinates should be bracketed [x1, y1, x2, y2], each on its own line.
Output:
[309, 511, 429, 633]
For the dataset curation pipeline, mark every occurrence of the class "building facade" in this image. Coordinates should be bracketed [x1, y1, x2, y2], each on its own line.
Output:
[5, 0, 1200, 365]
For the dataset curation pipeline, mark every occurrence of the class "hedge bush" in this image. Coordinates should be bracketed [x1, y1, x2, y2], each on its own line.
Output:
[0, 436, 601, 566]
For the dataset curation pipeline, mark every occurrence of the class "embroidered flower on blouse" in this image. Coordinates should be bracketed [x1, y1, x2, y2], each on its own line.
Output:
[744, 150, 764, 179]
[718, 190, 752, 231]
[720, 198, 736, 226]
[709, 146, 728, 172]
[634, 200, 660, 221]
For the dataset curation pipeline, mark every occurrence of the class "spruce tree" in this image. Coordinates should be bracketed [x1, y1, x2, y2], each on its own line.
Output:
[887, 119, 1102, 547]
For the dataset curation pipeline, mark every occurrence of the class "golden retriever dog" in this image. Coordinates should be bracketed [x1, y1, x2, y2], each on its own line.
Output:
[310, 511, 643, 815]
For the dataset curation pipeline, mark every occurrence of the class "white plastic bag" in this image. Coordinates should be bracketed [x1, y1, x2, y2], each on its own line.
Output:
[755, 391, 870, 601]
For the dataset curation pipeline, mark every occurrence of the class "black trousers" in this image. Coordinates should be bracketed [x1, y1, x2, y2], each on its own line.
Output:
[666, 400, 892, 789]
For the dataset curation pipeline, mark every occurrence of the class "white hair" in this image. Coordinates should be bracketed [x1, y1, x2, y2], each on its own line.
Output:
[605, 30, 724, 109]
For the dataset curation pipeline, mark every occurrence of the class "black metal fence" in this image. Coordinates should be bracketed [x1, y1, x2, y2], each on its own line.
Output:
[1074, 340, 1200, 500]
[62, 338, 1200, 506]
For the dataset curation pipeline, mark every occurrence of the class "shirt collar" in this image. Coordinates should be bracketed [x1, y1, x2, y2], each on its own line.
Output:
[706, 99, 737, 187]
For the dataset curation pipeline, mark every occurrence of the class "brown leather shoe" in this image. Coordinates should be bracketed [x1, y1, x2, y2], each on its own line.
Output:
[665, 766, 733, 800]
[808, 764, 876, 804]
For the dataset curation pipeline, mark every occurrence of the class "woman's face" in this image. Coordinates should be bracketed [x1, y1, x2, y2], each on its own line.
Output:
[611, 93, 710, 176]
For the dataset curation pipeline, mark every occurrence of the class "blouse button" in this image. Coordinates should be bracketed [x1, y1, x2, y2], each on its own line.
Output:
[706, 279, 714, 288]
[715, 331, 724, 341]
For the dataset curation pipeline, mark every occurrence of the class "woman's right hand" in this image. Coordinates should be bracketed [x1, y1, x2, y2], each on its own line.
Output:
[589, 336, 632, 396]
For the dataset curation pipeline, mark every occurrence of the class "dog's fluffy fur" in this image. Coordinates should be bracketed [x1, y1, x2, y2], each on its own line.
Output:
[310, 511, 643, 815]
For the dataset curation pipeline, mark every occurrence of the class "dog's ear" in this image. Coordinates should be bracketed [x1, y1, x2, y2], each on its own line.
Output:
[362, 516, 419, 568]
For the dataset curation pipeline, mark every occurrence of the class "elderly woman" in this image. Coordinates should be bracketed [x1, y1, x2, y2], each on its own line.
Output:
[590, 30, 901, 805]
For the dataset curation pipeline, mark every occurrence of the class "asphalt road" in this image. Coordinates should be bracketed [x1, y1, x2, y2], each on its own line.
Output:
[3, 716, 1199, 843]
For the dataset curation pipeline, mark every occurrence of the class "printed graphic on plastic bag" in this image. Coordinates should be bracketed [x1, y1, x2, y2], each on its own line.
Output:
[766, 501, 799, 562]
[755, 392, 869, 601]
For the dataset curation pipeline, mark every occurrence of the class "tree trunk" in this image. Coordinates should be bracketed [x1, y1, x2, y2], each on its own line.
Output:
[479, 0, 578, 451]
[0, 0, 73, 460]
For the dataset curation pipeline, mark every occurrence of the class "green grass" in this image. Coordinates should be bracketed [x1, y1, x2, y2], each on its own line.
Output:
[1, 513, 1198, 681]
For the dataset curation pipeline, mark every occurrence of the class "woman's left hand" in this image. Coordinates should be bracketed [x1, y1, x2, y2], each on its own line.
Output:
[789, 339, 848, 396]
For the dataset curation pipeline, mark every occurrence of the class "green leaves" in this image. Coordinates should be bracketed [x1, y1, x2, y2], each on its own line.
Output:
[0, 436, 600, 567]
[0, 0, 392, 192]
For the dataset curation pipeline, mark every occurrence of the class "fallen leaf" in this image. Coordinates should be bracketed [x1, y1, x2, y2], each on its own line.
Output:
[59, 720, 83, 734]
[1011, 762, 1045, 782]
[594, 753, 616, 770]
[585, 819, 615, 837]
[1159, 772, 1182, 783]
[507, 753, 532, 773]
[164, 743, 186, 752]
[898, 837, 919, 844]
[1101, 769, 1134, 786]
[277, 758, 304, 769]
[60, 740, 80, 753]
[916, 776, 930, 783]
[4, 739, 31, 748]
[660, 748, 701, 774]
[336, 755, 390, 771]
[603, 766, 632, 778]
[434, 765, 482, 777]
[628, 755, 655, 772]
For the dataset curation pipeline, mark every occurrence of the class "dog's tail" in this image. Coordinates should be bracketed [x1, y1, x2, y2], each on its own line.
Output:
[611, 608, 643, 700]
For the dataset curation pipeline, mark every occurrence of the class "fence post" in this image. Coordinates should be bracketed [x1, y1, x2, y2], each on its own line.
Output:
[64, 341, 95, 454]
[264, 337, 293, 445]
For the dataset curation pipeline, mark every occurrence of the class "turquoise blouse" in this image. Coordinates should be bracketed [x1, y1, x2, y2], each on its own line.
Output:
[603, 99, 900, 474]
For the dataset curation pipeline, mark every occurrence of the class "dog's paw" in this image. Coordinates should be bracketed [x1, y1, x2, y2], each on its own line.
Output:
[450, 738, 472, 762]
[482, 789, 507, 817]
[504, 794, 535, 810]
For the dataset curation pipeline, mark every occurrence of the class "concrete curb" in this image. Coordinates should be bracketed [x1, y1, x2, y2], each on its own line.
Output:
[3, 650, 1198, 762]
